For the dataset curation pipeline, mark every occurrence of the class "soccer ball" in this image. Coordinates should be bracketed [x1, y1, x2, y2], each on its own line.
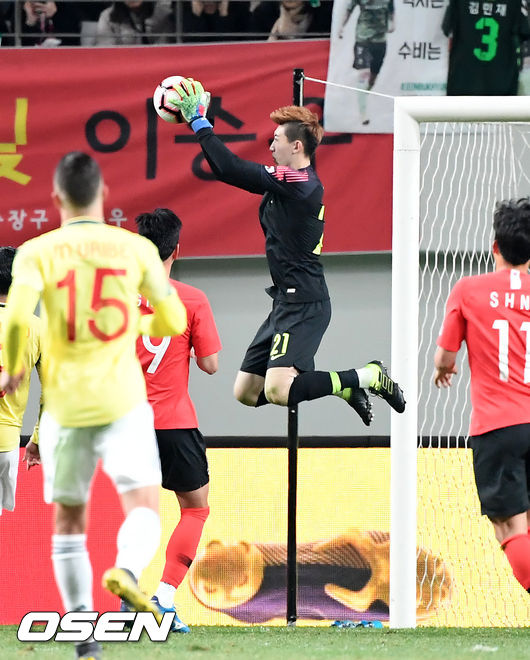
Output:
[152, 75, 188, 124]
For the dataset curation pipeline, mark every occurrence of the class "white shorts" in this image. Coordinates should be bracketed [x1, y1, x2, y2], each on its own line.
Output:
[0, 449, 19, 514]
[39, 401, 162, 505]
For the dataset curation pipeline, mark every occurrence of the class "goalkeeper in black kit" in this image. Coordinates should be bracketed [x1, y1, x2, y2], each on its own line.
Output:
[169, 79, 405, 424]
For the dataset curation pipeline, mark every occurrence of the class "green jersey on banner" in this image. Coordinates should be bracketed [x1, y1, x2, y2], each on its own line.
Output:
[442, 0, 530, 95]
[344, 0, 394, 43]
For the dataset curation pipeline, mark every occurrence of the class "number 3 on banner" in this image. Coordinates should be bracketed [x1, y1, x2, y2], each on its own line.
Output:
[57, 268, 129, 342]
[142, 336, 171, 373]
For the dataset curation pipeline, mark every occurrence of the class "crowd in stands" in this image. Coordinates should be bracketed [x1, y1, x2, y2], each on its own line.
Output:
[0, 1, 333, 46]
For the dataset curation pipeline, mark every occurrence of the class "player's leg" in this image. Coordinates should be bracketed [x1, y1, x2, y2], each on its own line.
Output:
[494, 512, 530, 593]
[0, 441, 20, 515]
[234, 370, 266, 407]
[39, 411, 102, 660]
[353, 43, 371, 125]
[471, 426, 530, 592]
[263, 300, 404, 421]
[234, 310, 274, 407]
[152, 428, 211, 633]
[99, 401, 163, 619]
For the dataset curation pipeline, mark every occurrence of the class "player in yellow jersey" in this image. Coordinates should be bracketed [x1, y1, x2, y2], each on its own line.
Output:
[0, 152, 187, 660]
[0, 246, 41, 514]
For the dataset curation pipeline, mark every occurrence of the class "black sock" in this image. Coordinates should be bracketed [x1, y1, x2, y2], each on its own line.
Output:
[255, 391, 269, 407]
[287, 371, 336, 407]
[335, 369, 360, 390]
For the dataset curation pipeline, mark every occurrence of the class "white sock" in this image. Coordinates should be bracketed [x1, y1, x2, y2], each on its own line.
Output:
[52, 534, 93, 612]
[155, 581, 177, 608]
[356, 79, 369, 121]
[356, 366, 376, 389]
[115, 507, 161, 579]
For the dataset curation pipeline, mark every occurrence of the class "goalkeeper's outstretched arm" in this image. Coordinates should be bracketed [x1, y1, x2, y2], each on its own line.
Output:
[168, 77, 268, 194]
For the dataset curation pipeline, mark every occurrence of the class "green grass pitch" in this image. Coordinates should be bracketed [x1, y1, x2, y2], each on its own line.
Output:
[1, 626, 529, 659]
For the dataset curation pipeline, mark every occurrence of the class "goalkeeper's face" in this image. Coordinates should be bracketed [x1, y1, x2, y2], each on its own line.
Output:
[270, 126, 295, 167]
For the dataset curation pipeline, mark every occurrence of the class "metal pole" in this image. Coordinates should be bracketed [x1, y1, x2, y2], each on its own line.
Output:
[293, 68, 304, 107]
[285, 68, 304, 628]
[286, 404, 299, 626]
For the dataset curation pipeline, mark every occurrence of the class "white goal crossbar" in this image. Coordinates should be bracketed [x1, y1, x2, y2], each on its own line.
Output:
[390, 96, 530, 629]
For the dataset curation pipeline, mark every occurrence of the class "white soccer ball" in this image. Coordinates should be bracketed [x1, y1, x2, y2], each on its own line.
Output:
[153, 75, 188, 124]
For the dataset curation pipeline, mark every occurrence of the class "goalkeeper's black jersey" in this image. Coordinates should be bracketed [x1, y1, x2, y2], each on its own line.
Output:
[442, 0, 530, 95]
[196, 127, 329, 304]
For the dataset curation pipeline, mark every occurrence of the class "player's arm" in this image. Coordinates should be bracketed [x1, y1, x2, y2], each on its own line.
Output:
[196, 130, 318, 201]
[434, 347, 458, 388]
[339, 0, 357, 36]
[518, 0, 530, 40]
[24, 355, 42, 469]
[433, 280, 465, 388]
[167, 78, 279, 194]
[190, 293, 221, 375]
[387, 0, 395, 32]
[195, 128, 271, 194]
[138, 240, 187, 337]
[441, 0, 454, 37]
[0, 284, 40, 394]
[138, 288, 187, 338]
[196, 353, 219, 375]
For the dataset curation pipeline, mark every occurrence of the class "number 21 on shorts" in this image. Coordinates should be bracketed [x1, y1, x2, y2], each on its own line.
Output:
[270, 332, 290, 361]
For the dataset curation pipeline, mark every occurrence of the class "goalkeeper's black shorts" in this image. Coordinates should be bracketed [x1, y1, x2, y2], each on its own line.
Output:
[470, 423, 530, 518]
[240, 298, 331, 377]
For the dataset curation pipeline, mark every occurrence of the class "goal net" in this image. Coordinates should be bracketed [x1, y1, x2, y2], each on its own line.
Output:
[390, 98, 530, 628]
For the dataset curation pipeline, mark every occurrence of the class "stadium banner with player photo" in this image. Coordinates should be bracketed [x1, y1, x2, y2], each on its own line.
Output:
[325, 0, 449, 133]
[3, 446, 528, 626]
[0, 42, 393, 255]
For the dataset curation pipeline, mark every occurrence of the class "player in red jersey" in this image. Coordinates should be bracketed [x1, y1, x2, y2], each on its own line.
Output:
[435, 198, 530, 594]
[135, 208, 222, 632]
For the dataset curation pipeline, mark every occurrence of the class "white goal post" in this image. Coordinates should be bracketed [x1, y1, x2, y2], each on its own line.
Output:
[390, 96, 530, 629]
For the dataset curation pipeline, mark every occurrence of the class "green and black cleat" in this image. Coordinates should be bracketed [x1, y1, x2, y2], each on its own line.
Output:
[366, 360, 406, 413]
[344, 387, 373, 426]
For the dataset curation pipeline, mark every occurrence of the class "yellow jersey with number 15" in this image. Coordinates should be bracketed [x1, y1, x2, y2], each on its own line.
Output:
[9, 217, 177, 428]
[0, 305, 40, 450]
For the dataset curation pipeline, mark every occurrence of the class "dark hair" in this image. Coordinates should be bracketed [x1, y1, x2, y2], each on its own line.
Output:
[0, 246, 16, 296]
[269, 105, 324, 158]
[54, 151, 102, 208]
[109, 1, 155, 25]
[135, 208, 182, 261]
[493, 198, 530, 266]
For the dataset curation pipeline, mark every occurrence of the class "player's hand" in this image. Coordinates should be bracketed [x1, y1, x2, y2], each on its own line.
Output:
[433, 365, 457, 388]
[169, 78, 210, 124]
[0, 369, 25, 394]
[23, 440, 41, 471]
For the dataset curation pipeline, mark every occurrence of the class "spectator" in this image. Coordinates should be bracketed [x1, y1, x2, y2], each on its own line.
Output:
[179, 0, 249, 42]
[96, 0, 173, 45]
[260, 0, 331, 41]
[268, 0, 312, 40]
[248, 1, 278, 39]
[0, 1, 12, 43]
[19, 1, 82, 46]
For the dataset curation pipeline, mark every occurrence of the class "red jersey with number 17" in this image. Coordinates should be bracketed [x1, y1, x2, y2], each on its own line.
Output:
[437, 269, 530, 436]
[136, 279, 221, 430]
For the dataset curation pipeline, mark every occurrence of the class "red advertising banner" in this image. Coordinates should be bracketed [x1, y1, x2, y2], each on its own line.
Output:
[0, 42, 392, 255]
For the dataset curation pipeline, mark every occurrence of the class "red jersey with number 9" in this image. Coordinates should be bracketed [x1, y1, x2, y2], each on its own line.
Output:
[137, 279, 221, 429]
[437, 269, 530, 436]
